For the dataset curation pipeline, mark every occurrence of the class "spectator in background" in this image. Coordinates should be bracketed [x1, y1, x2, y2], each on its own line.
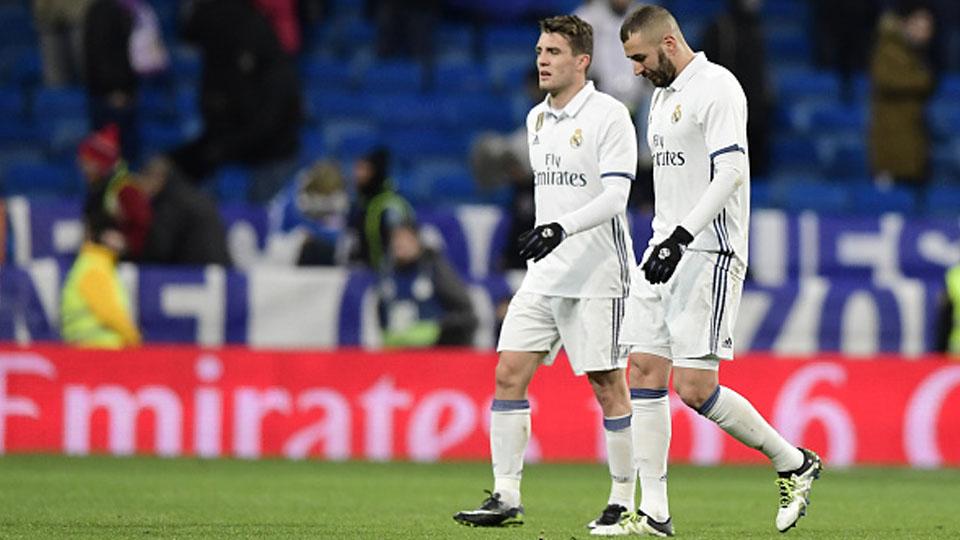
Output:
[78, 124, 153, 260]
[346, 147, 414, 272]
[575, 0, 654, 208]
[60, 213, 141, 349]
[701, 0, 771, 177]
[171, 0, 302, 202]
[253, 0, 302, 56]
[137, 155, 231, 266]
[33, 0, 95, 87]
[471, 69, 540, 271]
[267, 158, 349, 266]
[811, 0, 879, 102]
[83, 0, 168, 166]
[869, 4, 935, 190]
[936, 263, 960, 355]
[378, 221, 478, 348]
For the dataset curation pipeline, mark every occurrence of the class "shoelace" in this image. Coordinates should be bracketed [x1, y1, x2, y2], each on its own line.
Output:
[479, 490, 502, 510]
[776, 477, 796, 508]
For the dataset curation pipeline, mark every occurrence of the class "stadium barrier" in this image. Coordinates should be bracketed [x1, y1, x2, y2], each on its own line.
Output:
[1, 346, 957, 467]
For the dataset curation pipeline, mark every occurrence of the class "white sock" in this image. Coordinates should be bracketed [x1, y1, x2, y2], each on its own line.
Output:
[699, 386, 804, 472]
[631, 388, 671, 522]
[603, 414, 635, 509]
[490, 399, 530, 507]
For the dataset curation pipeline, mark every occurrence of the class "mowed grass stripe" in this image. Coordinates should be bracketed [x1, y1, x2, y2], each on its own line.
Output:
[0, 455, 958, 539]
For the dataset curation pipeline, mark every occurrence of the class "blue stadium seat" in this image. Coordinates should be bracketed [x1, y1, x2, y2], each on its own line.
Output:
[171, 47, 201, 82]
[141, 121, 186, 155]
[825, 141, 869, 178]
[849, 183, 918, 215]
[924, 184, 960, 216]
[807, 104, 866, 135]
[409, 162, 475, 206]
[927, 99, 960, 139]
[933, 73, 960, 101]
[140, 88, 176, 120]
[309, 91, 374, 122]
[763, 0, 808, 20]
[44, 117, 90, 161]
[33, 87, 88, 120]
[435, 64, 492, 94]
[773, 177, 849, 213]
[766, 29, 811, 65]
[669, 0, 725, 24]
[0, 5, 35, 49]
[751, 178, 773, 208]
[774, 69, 840, 103]
[371, 94, 453, 128]
[300, 56, 354, 89]
[436, 24, 474, 62]
[0, 88, 24, 119]
[214, 165, 251, 202]
[771, 136, 820, 174]
[1, 160, 81, 197]
[359, 61, 423, 93]
[321, 120, 379, 159]
[334, 131, 382, 159]
[387, 129, 469, 167]
[10, 49, 41, 86]
[482, 26, 538, 56]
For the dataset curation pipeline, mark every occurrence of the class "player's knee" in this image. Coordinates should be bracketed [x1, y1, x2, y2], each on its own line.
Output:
[494, 361, 526, 392]
[675, 381, 713, 410]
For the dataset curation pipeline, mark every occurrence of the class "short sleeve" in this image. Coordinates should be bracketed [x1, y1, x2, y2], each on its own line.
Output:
[598, 103, 638, 182]
[698, 75, 748, 160]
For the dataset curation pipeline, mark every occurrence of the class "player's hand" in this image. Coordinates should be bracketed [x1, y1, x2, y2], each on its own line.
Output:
[518, 222, 566, 262]
[642, 226, 694, 284]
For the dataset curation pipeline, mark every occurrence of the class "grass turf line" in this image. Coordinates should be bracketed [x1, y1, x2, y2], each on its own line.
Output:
[0, 455, 958, 539]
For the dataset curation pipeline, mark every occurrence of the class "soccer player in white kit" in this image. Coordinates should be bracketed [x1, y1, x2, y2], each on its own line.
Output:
[454, 15, 641, 530]
[591, 5, 823, 537]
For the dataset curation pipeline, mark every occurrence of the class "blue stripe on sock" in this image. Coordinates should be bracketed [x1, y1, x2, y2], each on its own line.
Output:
[603, 414, 632, 431]
[491, 399, 530, 412]
[630, 388, 668, 399]
[697, 386, 722, 416]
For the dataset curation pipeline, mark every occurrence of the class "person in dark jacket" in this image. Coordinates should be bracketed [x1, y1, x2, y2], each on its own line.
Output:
[378, 221, 478, 347]
[137, 156, 231, 266]
[83, 0, 140, 164]
[346, 147, 414, 272]
[170, 0, 302, 202]
[701, 0, 771, 177]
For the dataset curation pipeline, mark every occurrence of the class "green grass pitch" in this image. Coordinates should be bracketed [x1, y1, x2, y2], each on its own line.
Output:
[0, 455, 958, 539]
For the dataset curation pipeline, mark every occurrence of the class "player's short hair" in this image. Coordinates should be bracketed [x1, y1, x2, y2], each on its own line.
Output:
[539, 15, 593, 60]
[620, 5, 678, 44]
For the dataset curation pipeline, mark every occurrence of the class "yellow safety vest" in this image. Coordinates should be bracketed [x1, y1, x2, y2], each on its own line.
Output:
[60, 242, 132, 348]
[947, 265, 960, 355]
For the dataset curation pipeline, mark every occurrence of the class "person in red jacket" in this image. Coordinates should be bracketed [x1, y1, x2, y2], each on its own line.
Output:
[77, 123, 153, 260]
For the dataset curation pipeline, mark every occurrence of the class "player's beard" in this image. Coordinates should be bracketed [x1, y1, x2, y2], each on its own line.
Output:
[645, 48, 677, 88]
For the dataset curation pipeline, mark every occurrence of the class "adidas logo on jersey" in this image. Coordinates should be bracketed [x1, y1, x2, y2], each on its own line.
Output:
[722, 337, 733, 348]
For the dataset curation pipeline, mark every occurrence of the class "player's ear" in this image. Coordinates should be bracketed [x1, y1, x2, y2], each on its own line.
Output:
[578, 53, 591, 72]
[662, 34, 676, 54]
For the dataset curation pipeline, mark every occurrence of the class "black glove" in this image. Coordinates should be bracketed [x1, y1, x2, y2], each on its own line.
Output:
[518, 222, 566, 262]
[642, 226, 694, 284]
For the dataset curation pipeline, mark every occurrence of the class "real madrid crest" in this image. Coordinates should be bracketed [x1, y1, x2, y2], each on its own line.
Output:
[535, 112, 544, 132]
[570, 128, 583, 148]
[671, 104, 682, 124]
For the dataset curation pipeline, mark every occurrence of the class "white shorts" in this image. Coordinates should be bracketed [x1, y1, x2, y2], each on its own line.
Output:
[497, 291, 628, 376]
[620, 250, 744, 362]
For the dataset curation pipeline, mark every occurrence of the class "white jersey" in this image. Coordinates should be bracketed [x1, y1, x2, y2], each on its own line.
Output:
[519, 81, 638, 298]
[647, 52, 750, 265]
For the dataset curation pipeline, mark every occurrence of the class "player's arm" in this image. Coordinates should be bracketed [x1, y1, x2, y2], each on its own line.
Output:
[520, 105, 638, 261]
[643, 82, 746, 284]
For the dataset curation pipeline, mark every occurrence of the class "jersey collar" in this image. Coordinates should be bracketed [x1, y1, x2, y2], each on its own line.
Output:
[544, 80, 595, 119]
[668, 51, 707, 92]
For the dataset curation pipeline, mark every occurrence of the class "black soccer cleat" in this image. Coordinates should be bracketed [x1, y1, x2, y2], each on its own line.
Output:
[586, 503, 628, 530]
[453, 490, 524, 527]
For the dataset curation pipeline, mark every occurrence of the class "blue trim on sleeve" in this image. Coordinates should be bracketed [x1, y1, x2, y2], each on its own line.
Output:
[603, 414, 632, 431]
[600, 172, 636, 181]
[709, 144, 745, 160]
[630, 388, 668, 400]
[491, 399, 531, 412]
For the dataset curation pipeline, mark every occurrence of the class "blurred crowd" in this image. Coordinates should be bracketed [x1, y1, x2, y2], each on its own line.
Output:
[8, 0, 960, 352]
